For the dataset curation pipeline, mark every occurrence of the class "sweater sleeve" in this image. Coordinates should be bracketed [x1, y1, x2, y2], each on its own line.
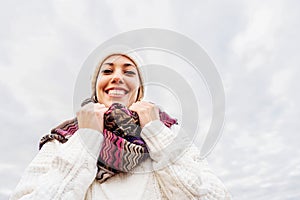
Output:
[141, 120, 232, 200]
[10, 128, 104, 200]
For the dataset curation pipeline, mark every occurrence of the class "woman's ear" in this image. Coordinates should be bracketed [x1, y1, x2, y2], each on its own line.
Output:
[92, 95, 98, 103]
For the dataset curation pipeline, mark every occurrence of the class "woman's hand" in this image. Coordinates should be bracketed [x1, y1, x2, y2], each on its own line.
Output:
[129, 101, 160, 128]
[76, 103, 108, 133]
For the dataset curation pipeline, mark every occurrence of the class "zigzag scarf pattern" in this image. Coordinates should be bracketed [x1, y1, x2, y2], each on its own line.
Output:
[39, 101, 177, 183]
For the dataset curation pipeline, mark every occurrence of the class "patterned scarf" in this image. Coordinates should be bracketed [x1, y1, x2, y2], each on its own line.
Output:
[39, 100, 177, 183]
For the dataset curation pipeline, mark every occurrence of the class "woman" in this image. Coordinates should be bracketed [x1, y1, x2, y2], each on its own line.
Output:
[10, 53, 231, 199]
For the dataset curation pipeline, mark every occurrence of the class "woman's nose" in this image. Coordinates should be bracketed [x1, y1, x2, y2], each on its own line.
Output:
[111, 71, 124, 84]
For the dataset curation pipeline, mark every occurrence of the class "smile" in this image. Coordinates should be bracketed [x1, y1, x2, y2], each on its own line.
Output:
[105, 88, 129, 97]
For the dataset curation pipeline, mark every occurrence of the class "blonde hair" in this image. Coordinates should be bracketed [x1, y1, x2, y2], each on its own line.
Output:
[91, 53, 144, 103]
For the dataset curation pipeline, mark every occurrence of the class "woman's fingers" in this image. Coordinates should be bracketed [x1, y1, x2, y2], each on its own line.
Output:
[76, 103, 108, 132]
[129, 101, 159, 128]
[76, 101, 159, 132]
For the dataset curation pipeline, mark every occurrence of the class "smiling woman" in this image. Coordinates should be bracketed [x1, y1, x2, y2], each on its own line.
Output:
[10, 52, 231, 200]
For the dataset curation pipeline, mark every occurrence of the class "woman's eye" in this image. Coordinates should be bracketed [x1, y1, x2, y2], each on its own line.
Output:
[101, 69, 113, 74]
[125, 70, 136, 75]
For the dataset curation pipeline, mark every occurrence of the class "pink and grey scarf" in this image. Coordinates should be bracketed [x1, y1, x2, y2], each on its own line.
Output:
[39, 100, 177, 183]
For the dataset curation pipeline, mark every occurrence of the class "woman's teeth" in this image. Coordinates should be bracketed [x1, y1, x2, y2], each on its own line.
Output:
[108, 89, 126, 95]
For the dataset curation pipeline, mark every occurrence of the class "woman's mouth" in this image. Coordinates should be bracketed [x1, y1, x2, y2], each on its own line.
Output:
[105, 88, 128, 97]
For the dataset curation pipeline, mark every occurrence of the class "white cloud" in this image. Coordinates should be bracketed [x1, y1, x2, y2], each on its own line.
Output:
[105, 0, 174, 30]
[231, 1, 284, 71]
[270, 68, 293, 97]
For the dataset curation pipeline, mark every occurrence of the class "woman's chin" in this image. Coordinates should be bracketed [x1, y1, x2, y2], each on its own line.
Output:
[105, 100, 127, 107]
[99, 96, 133, 107]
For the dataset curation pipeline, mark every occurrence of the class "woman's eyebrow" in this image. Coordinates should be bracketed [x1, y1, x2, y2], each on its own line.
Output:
[103, 62, 114, 66]
[123, 63, 136, 67]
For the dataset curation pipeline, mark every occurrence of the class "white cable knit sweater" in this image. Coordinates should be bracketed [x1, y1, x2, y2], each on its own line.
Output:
[10, 120, 231, 200]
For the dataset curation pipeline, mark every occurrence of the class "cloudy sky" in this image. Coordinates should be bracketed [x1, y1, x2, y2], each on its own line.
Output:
[1, 0, 300, 199]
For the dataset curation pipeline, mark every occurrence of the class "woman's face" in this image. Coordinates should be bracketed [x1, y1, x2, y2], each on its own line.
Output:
[96, 55, 141, 107]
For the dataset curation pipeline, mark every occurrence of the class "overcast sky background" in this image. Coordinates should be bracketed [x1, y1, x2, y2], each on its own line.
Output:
[1, 0, 300, 199]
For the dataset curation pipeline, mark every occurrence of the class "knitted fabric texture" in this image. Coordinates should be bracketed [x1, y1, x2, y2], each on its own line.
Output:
[39, 101, 177, 183]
